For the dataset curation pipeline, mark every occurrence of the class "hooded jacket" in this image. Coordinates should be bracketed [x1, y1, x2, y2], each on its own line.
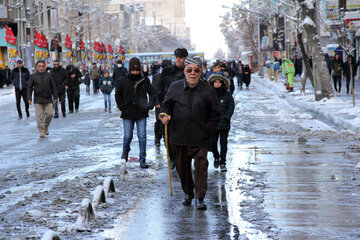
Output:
[115, 74, 155, 119]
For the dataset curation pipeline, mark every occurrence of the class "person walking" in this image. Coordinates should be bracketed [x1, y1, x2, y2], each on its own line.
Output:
[332, 53, 344, 96]
[112, 60, 128, 90]
[4, 66, 11, 86]
[159, 56, 220, 210]
[236, 60, 244, 89]
[90, 62, 101, 94]
[51, 60, 69, 118]
[115, 57, 155, 169]
[282, 58, 295, 92]
[83, 70, 91, 95]
[99, 70, 114, 113]
[156, 48, 188, 169]
[343, 55, 358, 94]
[66, 65, 82, 113]
[10, 59, 30, 119]
[243, 64, 252, 89]
[27, 60, 58, 138]
[208, 73, 235, 171]
[152, 59, 172, 147]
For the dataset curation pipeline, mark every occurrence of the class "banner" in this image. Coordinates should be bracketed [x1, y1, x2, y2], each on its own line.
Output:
[80, 38, 86, 65]
[64, 34, 72, 64]
[93, 41, 101, 64]
[107, 44, 114, 64]
[5, 25, 18, 67]
[101, 42, 107, 64]
[34, 30, 43, 63]
[41, 33, 51, 67]
[119, 45, 125, 60]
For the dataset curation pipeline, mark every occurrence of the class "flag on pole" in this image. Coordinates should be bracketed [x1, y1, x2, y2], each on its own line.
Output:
[101, 42, 107, 64]
[80, 38, 86, 65]
[34, 30, 43, 63]
[64, 35, 72, 64]
[93, 41, 101, 64]
[5, 25, 18, 67]
[41, 33, 51, 67]
[108, 44, 114, 64]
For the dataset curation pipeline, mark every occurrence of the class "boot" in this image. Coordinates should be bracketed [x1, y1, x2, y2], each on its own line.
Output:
[121, 152, 128, 162]
[139, 160, 149, 168]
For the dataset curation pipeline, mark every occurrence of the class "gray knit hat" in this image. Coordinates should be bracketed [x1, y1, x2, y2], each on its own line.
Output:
[185, 56, 202, 68]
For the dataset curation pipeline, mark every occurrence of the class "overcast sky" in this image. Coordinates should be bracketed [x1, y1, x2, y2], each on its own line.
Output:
[185, 0, 236, 59]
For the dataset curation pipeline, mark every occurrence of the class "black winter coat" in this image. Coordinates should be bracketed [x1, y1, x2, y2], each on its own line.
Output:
[27, 71, 58, 104]
[113, 65, 128, 88]
[51, 66, 69, 93]
[215, 87, 235, 130]
[156, 65, 185, 105]
[10, 67, 30, 90]
[343, 60, 358, 79]
[115, 74, 155, 119]
[243, 66, 251, 83]
[67, 67, 82, 90]
[160, 79, 221, 147]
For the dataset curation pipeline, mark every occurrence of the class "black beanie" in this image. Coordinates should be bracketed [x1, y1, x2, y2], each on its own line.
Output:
[129, 57, 141, 71]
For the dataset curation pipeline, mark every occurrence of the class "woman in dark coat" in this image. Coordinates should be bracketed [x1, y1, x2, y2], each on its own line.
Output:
[243, 64, 251, 88]
[343, 55, 358, 94]
[208, 73, 235, 172]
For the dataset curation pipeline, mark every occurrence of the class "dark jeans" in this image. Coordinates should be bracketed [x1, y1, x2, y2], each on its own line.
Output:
[15, 88, 29, 117]
[333, 76, 342, 92]
[172, 145, 209, 200]
[346, 77, 355, 93]
[67, 88, 80, 112]
[86, 85, 90, 95]
[54, 92, 66, 115]
[237, 74, 244, 87]
[92, 79, 99, 94]
[154, 107, 163, 141]
[211, 129, 229, 165]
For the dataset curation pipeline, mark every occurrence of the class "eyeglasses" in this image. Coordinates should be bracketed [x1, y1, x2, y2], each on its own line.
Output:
[186, 67, 201, 73]
[53, 64, 59, 66]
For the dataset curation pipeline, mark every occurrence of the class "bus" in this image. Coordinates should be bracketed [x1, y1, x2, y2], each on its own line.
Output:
[123, 51, 205, 69]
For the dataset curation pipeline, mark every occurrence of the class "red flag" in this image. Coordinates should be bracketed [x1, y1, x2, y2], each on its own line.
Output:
[5, 25, 16, 45]
[41, 33, 48, 49]
[119, 45, 125, 54]
[101, 43, 106, 54]
[34, 30, 43, 48]
[65, 35, 72, 50]
[80, 39, 85, 52]
[108, 44, 113, 54]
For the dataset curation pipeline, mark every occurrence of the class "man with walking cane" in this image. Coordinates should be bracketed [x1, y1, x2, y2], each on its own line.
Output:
[159, 56, 220, 210]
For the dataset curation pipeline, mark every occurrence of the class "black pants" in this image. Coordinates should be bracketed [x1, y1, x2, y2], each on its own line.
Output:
[67, 88, 80, 112]
[15, 88, 29, 117]
[154, 107, 163, 141]
[333, 76, 342, 92]
[346, 77, 355, 94]
[211, 129, 229, 165]
[237, 75, 243, 87]
[93, 79, 99, 94]
[54, 92, 66, 115]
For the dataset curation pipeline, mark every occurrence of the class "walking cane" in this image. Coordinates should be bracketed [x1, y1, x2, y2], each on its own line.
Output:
[158, 113, 172, 196]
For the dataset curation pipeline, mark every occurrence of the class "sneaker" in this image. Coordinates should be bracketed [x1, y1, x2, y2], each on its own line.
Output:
[195, 198, 207, 210]
[214, 158, 220, 169]
[220, 164, 227, 172]
[139, 160, 149, 168]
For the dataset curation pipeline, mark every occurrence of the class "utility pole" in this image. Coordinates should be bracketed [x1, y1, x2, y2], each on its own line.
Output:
[29, 0, 35, 71]
[269, 15, 275, 81]
[59, 0, 66, 64]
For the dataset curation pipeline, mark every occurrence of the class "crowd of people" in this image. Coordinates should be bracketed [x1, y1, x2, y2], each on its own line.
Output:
[3, 47, 256, 210]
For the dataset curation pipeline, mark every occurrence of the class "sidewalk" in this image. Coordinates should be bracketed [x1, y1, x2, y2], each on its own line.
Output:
[253, 71, 360, 133]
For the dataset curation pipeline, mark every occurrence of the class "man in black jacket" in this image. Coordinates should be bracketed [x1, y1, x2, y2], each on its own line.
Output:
[10, 59, 31, 119]
[112, 59, 128, 89]
[157, 48, 188, 169]
[66, 65, 82, 113]
[51, 60, 69, 118]
[27, 60, 58, 138]
[160, 56, 220, 210]
[115, 57, 155, 169]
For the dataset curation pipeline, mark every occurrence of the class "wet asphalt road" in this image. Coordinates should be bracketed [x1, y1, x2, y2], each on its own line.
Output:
[1, 77, 360, 239]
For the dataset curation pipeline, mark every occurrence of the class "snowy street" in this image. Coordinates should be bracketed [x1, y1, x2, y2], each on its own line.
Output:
[1, 75, 360, 239]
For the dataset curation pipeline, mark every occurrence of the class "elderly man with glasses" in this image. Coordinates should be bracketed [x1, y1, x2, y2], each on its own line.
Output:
[159, 56, 220, 210]
[51, 60, 69, 118]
